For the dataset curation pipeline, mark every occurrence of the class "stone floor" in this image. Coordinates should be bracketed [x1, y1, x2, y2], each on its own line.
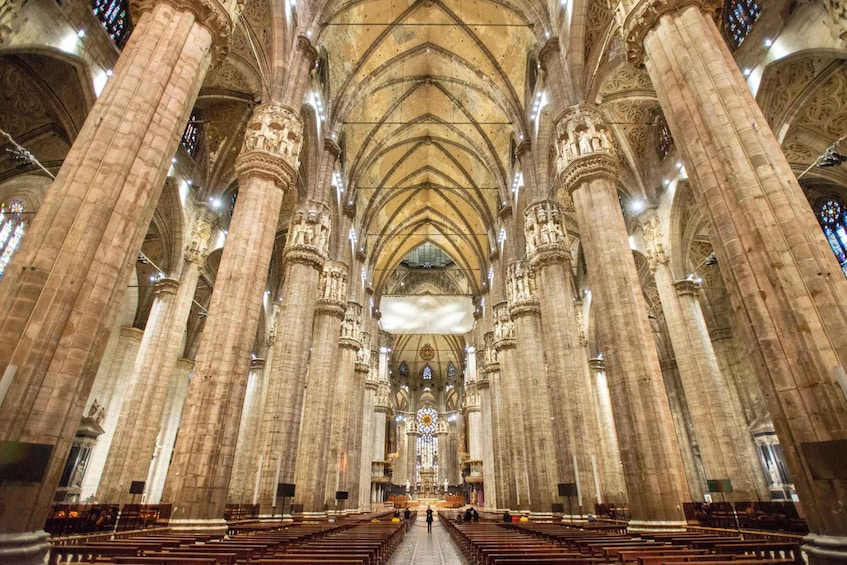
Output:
[385, 512, 469, 565]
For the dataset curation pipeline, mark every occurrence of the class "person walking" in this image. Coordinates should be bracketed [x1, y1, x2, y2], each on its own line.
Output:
[426, 506, 434, 533]
[404, 507, 411, 531]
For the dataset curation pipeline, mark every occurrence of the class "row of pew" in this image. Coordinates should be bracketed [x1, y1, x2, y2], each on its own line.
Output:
[50, 516, 405, 565]
[441, 514, 805, 565]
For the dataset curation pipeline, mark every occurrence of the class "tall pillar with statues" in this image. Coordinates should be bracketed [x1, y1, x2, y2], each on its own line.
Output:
[292, 261, 348, 513]
[163, 101, 302, 530]
[622, 0, 847, 553]
[0, 1, 231, 558]
[640, 210, 768, 502]
[98, 205, 215, 504]
[557, 104, 689, 528]
[525, 199, 600, 514]
[505, 260, 558, 512]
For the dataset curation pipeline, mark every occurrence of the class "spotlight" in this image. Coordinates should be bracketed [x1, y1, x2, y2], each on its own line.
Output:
[819, 147, 847, 167]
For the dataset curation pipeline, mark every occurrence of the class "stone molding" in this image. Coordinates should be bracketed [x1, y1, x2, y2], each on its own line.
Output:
[315, 299, 346, 318]
[131, 0, 233, 65]
[673, 278, 702, 297]
[622, 0, 720, 65]
[339, 337, 361, 351]
[250, 358, 265, 371]
[236, 103, 302, 186]
[588, 357, 605, 371]
[355, 362, 370, 374]
[560, 153, 619, 193]
[154, 277, 180, 296]
[537, 36, 561, 68]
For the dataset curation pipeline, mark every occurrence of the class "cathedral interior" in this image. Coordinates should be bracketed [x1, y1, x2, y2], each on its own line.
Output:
[1, 0, 847, 563]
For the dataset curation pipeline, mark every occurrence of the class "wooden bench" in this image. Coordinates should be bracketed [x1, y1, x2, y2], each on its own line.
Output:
[50, 544, 149, 564]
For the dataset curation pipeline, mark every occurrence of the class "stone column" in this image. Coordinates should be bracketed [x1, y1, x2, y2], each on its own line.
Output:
[587, 358, 628, 505]
[360, 359, 378, 510]
[558, 104, 688, 528]
[98, 206, 214, 504]
[640, 210, 767, 501]
[477, 336, 497, 509]
[291, 261, 347, 514]
[80, 327, 144, 500]
[228, 357, 266, 504]
[0, 1, 230, 558]
[145, 358, 193, 503]
[343, 332, 370, 510]
[492, 301, 527, 510]
[526, 200, 600, 514]
[506, 261, 558, 512]
[163, 103, 301, 530]
[624, 0, 847, 551]
[481, 332, 503, 509]
[254, 199, 330, 514]
[465, 348, 482, 461]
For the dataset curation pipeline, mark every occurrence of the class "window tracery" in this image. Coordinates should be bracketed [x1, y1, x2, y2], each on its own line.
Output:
[422, 365, 433, 380]
[656, 116, 672, 159]
[415, 406, 439, 486]
[92, 0, 132, 47]
[398, 361, 408, 377]
[181, 112, 200, 157]
[0, 199, 27, 278]
[818, 198, 847, 278]
[447, 362, 455, 379]
[724, 0, 761, 50]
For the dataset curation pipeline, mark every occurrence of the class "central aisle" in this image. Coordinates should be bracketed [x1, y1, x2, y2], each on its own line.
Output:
[386, 512, 469, 565]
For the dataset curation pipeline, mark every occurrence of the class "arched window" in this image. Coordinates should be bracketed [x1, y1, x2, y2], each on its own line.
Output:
[181, 112, 201, 157]
[398, 361, 408, 378]
[817, 198, 847, 278]
[447, 362, 456, 379]
[415, 406, 439, 487]
[656, 116, 673, 159]
[724, 0, 761, 50]
[92, 0, 132, 47]
[422, 365, 433, 380]
[0, 199, 27, 278]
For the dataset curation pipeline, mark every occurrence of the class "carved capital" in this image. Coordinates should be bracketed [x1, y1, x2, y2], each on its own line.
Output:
[250, 358, 265, 371]
[525, 200, 570, 268]
[236, 103, 302, 186]
[339, 302, 362, 344]
[537, 36, 561, 68]
[492, 302, 516, 350]
[0, 0, 24, 44]
[555, 106, 619, 191]
[639, 213, 668, 272]
[621, 0, 721, 65]
[284, 200, 332, 268]
[131, 0, 233, 65]
[185, 204, 216, 264]
[588, 357, 605, 371]
[506, 260, 539, 316]
[297, 35, 319, 64]
[673, 278, 702, 297]
[154, 277, 180, 296]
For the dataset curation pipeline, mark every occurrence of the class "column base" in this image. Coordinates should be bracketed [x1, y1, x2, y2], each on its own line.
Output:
[627, 520, 687, 533]
[804, 534, 847, 565]
[0, 530, 51, 565]
[167, 518, 228, 536]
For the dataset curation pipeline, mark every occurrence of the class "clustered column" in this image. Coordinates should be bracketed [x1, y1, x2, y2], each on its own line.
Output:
[98, 205, 215, 504]
[292, 261, 348, 513]
[557, 104, 689, 528]
[525, 200, 600, 513]
[624, 0, 847, 551]
[640, 210, 768, 501]
[163, 102, 301, 530]
[506, 261, 558, 512]
[0, 1, 230, 559]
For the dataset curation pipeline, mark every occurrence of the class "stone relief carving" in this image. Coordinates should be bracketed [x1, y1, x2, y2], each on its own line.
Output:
[340, 302, 361, 341]
[555, 108, 615, 175]
[492, 303, 515, 345]
[640, 214, 668, 271]
[319, 261, 348, 303]
[243, 104, 303, 167]
[525, 201, 566, 260]
[288, 203, 331, 257]
[506, 260, 537, 305]
[0, 0, 23, 45]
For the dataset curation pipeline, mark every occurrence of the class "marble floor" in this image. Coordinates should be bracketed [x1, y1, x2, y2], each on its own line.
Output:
[385, 512, 469, 565]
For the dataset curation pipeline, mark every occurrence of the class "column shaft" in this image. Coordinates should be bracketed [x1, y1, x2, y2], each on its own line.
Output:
[629, 2, 847, 539]
[0, 1, 224, 544]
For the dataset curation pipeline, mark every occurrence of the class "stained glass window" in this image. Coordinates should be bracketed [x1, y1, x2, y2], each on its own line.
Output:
[724, 0, 761, 50]
[447, 362, 455, 378]
[92, 0, 132, 47]
[656, 116, 672, 159]
[415, 406, 439, 485]
[0, 200, 27, 278]
[181, 112, 200, 157]
[817, 199, 847, 278]
[422, 365, 433, 380]
[399, 361, 408, 377]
